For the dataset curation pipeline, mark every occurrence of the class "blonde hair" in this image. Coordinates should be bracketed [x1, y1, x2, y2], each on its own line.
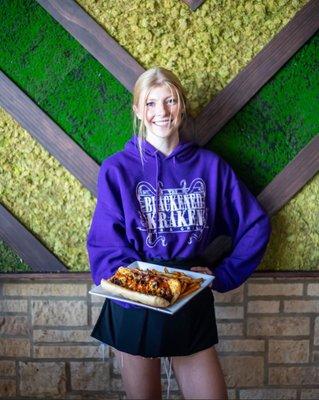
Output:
[132, 67, 188, 164]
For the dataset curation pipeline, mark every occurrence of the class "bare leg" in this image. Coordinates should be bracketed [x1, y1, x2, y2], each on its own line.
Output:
[113, 348, 162, 399]
[172, 346, 228, 400]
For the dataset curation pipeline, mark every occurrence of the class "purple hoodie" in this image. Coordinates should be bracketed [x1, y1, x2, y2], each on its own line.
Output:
[87, 136, 271, 307]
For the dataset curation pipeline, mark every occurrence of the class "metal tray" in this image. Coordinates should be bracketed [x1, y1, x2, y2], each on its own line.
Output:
[89, 260, 214, 314]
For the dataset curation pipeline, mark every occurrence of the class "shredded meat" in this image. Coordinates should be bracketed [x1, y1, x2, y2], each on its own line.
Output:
[110, 269, 173, 302]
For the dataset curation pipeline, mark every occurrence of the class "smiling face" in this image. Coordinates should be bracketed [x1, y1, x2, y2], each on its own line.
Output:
[133, 84, 183, 144]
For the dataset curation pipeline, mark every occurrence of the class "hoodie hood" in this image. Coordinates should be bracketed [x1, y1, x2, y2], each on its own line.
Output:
[124, 135, 199, 162]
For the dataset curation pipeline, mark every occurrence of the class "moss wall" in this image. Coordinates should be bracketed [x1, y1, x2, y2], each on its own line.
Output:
[259, 173, 319, 271]
[1, 0, 316, 193]
[206, 32, 319, 195]
[0, 0, 317, 272]
[0, 0, 132, 165]
[0, 240, 31, 272]
[76, 0, 309, 115]
[0, 108, 95, 272]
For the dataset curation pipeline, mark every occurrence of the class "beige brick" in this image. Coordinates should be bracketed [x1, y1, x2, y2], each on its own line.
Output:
[313, 351, 319, 362]
[216, 339, 265, 352]
[215, 305, 244, 319]
[0, 299, 28, 312]
[314, 317, 319, 346]
[19, 361, 66, 397]
[220, 355, 264, 387]
[301, 389, 319, 399]
[91, 294, 105, 304]
[33, 328, 95, 343]
[227, 389, 237, 400]
[0, 361, 15, 376]
[0, 316, 29, 336]
[34, 345, 101, 359]
[64, 394, 118, 400]
[161, 376, 181, 392]
[31, 300, 87, 326]
[248, 283, 303, 296]
[269, 366, 319, 385]
[239, 388, 297, 399]
[70, 361, 110, 390]
[3, 283, 87, 296]
[214, 286, 244, 303]
[268, 340, 309, 363]
[0, 338, 30, 357]
[247, 316, 310, 336]
[92, 305, 102, 325]
[284, 300, 319, 313]
[307, 283, 319, 296]
[218, 322, 243, 336]
[110, 376, 124, 392]
[247, 300, 280, 313]
[0, 378, 16, 397]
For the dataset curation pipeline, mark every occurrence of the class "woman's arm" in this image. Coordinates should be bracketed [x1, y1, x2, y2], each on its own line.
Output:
[86, 160, 141, 286]
[210, 161, 271, 293]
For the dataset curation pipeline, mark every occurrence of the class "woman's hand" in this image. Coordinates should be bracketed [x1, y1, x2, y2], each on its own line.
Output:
[190, 266, 213, 288]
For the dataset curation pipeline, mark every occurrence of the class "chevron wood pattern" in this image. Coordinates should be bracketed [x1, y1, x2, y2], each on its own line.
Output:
[36, 0, 144, 93]
[37, 0, 319, 144]
[0, 0, 318, 273]
[1, 70, 318, 273]
[0, 70, 99, 197]
[0, 204, 68, 272]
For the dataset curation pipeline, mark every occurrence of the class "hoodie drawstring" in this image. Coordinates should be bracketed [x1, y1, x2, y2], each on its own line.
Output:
[155, 152, 160, 236]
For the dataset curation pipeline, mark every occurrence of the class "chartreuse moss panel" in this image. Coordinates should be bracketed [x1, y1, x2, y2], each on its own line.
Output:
[258, 173, 319, 271]
[0, 239, 31, 272]
[0, 107, 95, 272]
[0, 0, 132, 164]
[76, 0, 309, 115]
[205, 32, 319, 195]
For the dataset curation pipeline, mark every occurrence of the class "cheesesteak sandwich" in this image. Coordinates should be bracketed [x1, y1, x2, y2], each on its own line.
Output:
[101, 266, 204, 308]
[101, 266, 182, 307]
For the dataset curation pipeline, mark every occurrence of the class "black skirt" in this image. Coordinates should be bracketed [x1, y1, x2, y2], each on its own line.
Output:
[91, 258, 219, 358]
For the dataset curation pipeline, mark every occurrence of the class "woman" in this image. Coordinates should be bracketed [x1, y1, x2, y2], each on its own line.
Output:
[87, 67, 271, 399]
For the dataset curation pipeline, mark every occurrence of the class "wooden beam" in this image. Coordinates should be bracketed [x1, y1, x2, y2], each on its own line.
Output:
[0, 204, 68, 272]
[181, 0, 206, 11]
[0, 270, 318, 280]
[195, 0, 319, 145]
[0, 70, 99, 197]
[36, 0, 144, 93]
[37, 0, 318, 144]
[258, 134, 319, 216]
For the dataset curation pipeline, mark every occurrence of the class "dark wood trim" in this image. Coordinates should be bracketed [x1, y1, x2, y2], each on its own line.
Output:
[36, 0, 318, 143]
[0, 270, 318, 281]
[195, 0, 319, 145]
[36, 0, 144, 93]
[258, 134, 319, 216]
[0, 70, 99, 197]
[0, 272, 91, 281]
[0, 0, 318, 275]
[181, 0, 206, 11]
[0, 204, 68, 272]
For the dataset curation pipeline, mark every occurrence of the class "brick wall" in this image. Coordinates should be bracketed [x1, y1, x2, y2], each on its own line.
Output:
[0, 277, 318, 399]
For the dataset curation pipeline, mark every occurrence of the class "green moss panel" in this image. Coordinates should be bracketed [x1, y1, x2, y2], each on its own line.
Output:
[205, 32, 319, 195]
[0, 239, 31, 272]
[0, 108, 95, 271]
[77, 0, 309, 116]
[0, 0, 132, 164]
[258, 173, 319, 271]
